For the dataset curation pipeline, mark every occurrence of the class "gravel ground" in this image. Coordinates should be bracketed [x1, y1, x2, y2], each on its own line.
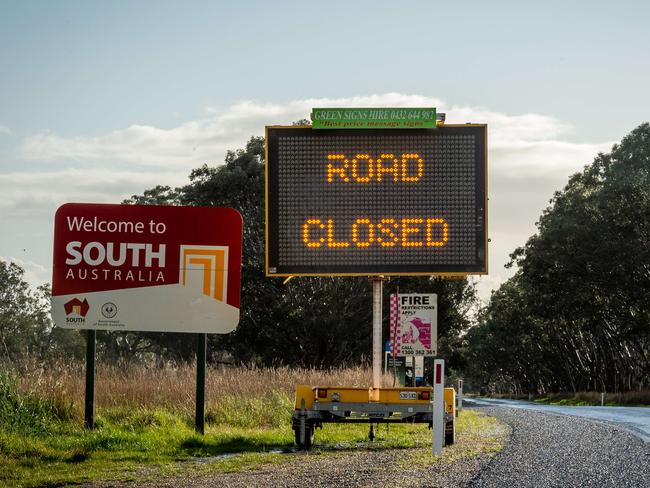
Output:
[86, 406, 649, 487]
[120, 448, 501, 488]
[469, 406, 650, 488]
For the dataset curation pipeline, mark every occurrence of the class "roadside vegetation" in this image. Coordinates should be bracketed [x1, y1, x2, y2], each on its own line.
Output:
[465, 123, 650, 398]
[533, 391, 650, 407]
[473, 391, 650, 407]
[0, 360, 506, 488]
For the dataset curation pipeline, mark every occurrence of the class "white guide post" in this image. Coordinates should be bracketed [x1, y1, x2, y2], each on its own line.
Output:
[372, 278, 383, 389]
[457, 379, 463, 412]
[432, 358, 445, 455]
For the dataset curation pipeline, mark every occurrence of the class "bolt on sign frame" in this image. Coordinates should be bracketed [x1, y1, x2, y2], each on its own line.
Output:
[265, 125, 488, 277]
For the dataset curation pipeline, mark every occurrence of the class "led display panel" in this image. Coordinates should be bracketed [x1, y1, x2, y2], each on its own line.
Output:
[266, 125, 487, 276]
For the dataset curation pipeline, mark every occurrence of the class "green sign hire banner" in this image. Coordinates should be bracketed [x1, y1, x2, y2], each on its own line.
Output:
[311, 107, 437, 129]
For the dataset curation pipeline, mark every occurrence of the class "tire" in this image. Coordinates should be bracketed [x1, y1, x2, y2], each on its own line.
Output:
[294, 423, 314, 450]
[304, 425, 314, 450]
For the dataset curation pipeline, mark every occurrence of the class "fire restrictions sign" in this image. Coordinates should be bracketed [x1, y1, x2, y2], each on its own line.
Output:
[390, 293, 438, 356]
[51, 203, 243, 333]
[265, 125, 487, 276]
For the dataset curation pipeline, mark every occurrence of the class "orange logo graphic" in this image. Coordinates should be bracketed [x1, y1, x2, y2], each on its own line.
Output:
[179, 246, 228, 301]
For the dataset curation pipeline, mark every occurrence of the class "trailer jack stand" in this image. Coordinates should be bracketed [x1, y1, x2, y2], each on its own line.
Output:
[369, 423, 375, 442]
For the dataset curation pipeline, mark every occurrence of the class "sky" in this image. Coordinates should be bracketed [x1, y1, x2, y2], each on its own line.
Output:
[1, 0, 648, 304]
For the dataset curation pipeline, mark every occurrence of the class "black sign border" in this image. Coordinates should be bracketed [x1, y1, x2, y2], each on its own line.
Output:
[265, 125, 487, 276]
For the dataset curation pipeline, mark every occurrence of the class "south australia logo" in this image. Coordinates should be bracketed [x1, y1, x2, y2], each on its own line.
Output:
[179, 245, 228, 301]
[64, 298, 89, 324]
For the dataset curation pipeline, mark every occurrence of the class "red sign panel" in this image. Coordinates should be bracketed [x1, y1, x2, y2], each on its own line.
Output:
[52, 203, 242, 333]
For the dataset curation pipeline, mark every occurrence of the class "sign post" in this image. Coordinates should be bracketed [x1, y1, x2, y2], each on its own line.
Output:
[52, 203, 243, 433]
[84, 329, 96, 429]
[384, 340, 391, 374]
[432, 359, 445, 455]
[372, 278, 383, 388]
[196, 333, 207, 435]
[415, 356, 424, 386]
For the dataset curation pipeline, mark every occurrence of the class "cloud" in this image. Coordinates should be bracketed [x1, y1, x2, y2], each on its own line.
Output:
[5, 93, 614, 299]
[0, 168, 187, 218]
[0, 125, 11, 135]
[19, 94, 448, 167]
[17, 93, 609, 176]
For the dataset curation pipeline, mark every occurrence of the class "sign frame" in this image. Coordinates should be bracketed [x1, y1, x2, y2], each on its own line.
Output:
[265, 125, 488, 277]
[51, 203, 243, 334]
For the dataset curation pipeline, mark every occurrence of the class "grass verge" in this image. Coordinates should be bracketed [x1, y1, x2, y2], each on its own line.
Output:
[532, 390, 650, 407]
[1, 409, 508, 487]
[474, 390, 650, 407]
[401, 409, 509, 467]
[0, 366, 509, 488]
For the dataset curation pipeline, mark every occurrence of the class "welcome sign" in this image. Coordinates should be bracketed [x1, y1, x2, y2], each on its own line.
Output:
[51, 203, 243, 333]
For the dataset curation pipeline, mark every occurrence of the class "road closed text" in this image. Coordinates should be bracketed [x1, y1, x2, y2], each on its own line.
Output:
[302, 217, 449, 249]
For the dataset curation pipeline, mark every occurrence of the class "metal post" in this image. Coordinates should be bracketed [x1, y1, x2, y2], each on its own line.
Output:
[432, 359, 445, 455]
[84, 329, 96, 429]
[457, 379, 463, 412]
[372, 278, 383, 389]
[411, 356, 416, 386]
[384, 351, 388, 374]
[300, 399, 306, 445]
[196, 333, 207, 435]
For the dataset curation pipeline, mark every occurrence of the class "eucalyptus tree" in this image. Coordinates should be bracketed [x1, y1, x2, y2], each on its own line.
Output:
[467, 123, 650, 393]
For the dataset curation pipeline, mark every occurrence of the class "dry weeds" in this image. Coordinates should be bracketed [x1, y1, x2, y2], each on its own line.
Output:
[6, 356, 396, 419]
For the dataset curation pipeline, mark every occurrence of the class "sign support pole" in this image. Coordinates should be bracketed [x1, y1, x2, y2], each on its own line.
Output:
[432, 358, 444, 455]
[372, 277, 383, 389]
[84, 329, 96, 429]
[196, 333, 207, 435]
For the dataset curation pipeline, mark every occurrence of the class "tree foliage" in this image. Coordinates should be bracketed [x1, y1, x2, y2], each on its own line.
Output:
[466, 123, 650, 393]
[0, 261, 84, 361]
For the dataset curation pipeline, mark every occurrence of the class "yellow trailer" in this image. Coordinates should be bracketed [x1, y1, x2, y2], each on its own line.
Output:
[293, 385, 455, 449]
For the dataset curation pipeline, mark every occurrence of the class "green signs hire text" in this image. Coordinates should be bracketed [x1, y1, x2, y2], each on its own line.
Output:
[311, 107, 437, 129]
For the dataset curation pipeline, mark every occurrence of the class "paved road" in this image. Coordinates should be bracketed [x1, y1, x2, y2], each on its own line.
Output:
[469, 406, 650, 487]
[466, 397, 650, 442]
